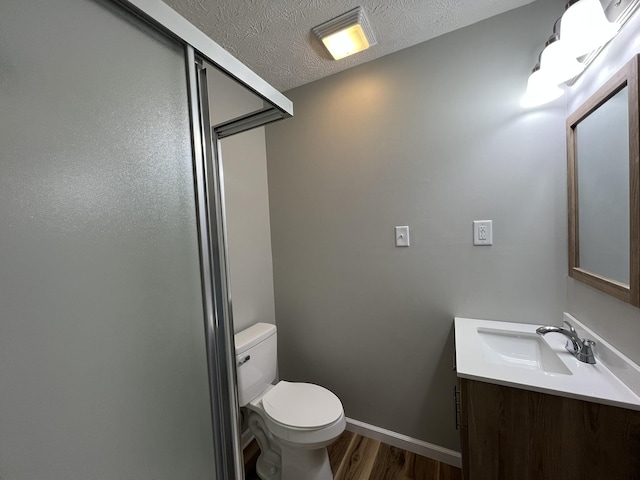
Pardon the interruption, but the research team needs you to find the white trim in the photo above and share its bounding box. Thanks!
[345,417,462,468]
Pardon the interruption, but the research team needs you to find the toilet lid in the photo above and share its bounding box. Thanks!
[262,381,343,429]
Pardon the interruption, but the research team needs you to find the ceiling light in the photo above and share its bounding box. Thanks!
[521,64,564,108]
[560,0,618,57]
[540,34,585,84]
[312,7,377,61]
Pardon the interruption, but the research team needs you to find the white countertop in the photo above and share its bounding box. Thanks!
[455,315,640,411]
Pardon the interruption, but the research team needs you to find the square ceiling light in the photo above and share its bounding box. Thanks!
[312,7,377,60]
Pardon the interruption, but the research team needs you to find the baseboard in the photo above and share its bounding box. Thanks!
[345,417,462,468]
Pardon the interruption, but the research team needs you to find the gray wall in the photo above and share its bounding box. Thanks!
[265,0,567,451]
[207,67,276,333]
[566,11,640,364]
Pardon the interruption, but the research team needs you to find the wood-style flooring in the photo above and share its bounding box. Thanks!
[244,430,463,480]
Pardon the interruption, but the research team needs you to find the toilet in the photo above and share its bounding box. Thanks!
[235,323,346,480]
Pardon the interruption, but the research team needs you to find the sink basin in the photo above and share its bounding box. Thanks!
[477,327,572,375]
[455,316,640,411]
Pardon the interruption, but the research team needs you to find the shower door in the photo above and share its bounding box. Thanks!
[0,0,218,478]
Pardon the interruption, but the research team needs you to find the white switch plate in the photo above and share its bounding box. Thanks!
[395,226,410,247]
[473,220,493,246]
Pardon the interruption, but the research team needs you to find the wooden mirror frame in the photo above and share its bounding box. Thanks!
[567,54,640,307]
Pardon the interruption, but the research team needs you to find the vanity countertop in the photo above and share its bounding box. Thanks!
[455,314,640,411]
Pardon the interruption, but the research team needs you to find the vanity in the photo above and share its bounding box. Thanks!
[454,315,640,480]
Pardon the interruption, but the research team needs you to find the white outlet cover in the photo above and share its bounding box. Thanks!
[473,220,493,246]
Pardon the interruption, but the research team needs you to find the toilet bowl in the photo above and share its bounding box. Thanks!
[235,323,346,480]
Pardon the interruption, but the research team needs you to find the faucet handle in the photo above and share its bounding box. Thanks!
[563,319,577,335]
[578,339,597,364]
[562,320,580,354]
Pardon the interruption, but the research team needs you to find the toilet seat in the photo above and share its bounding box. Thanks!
[262,381,343,429]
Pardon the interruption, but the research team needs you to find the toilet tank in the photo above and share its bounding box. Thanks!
[234,323,277,407]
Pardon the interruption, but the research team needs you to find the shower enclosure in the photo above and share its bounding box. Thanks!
[0,1,292,479]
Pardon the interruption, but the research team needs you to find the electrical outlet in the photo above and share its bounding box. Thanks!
[473,220,493,246]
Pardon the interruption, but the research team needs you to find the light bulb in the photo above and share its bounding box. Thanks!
[521,65,564,108]
[561,0,618,57]
[540,36,585,84]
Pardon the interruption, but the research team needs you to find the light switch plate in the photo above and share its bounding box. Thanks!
[473,220,493,246]
[395,226,410,247]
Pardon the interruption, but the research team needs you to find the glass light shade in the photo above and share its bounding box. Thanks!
[561,0,618,57]
[321,24,370,60]
[540,39,585,83]
[521,67,564,108]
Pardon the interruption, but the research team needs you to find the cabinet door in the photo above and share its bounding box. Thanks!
[463,380,640,480]
[458,379,470,479]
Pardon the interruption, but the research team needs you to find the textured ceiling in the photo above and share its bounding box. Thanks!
[162,0,536,92]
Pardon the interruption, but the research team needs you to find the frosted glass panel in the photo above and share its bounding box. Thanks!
[0,1,216,479]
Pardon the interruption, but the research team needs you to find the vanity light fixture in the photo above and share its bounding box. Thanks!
[560,0,618,57]
[312,7,377,60]
[522,0,640,108]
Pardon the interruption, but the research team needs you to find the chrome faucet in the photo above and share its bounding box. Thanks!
[536,320,596,364]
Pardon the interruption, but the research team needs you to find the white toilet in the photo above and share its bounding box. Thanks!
[235,323,346,480]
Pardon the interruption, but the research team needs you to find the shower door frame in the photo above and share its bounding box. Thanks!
[113,1,293,479]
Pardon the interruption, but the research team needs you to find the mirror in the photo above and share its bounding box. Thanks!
[577,87,630,284]
[567,54,640,307]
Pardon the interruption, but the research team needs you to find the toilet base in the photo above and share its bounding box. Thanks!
[254,442,335,480]
[281,444,333,480]
[248,411,282,480]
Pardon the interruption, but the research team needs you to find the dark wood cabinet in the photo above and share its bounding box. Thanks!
[458,378,640,480]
